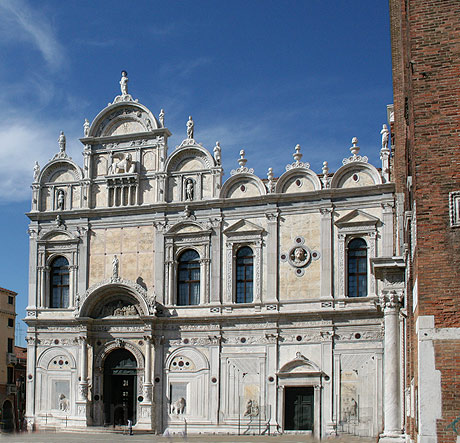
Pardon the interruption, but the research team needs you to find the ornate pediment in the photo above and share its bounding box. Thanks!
[334,209,380,229]
[223,219,265,237]
[278,352,322,375]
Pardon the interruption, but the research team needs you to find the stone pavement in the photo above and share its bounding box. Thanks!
[0,431,376,443]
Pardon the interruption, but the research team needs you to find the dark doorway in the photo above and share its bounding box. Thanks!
[103,348,137,426]
[284,386,314,431]
[2,400,14,431]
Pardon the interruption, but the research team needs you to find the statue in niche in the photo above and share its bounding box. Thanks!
[58,131,66,152]
[120,70,129,95]
[349,398,358,417]
[170,397,186,415]
[244,399,259,417]
[186,115,194,139]
[33,161,40,181]
[185,179,194,201]
[58,393,69,412]
[57,190,65,210]
[381,124,389,150]
[159,109,165,127]
[112,255,119,279]
[83,118,90,137]
[213,141,221,165]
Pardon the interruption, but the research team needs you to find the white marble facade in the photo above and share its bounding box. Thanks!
[25,74,403,439]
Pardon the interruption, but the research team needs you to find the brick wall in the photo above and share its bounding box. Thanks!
[390,1,460,441]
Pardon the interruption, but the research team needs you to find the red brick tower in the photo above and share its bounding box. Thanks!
[389,1,460,441]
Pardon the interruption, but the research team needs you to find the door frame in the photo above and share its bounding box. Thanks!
[278,381,321,439]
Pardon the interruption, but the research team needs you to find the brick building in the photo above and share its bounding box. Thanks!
[0,287,17,431]
[389,1,460,442]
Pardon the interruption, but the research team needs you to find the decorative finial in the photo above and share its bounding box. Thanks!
[58,131,66,153]
[267,167,274,181]
[380,124,389,150]
[293,144,302,163]
[322,161,329,189]
[213,141,221,165]
[238,150,247,168]
[33,161,40,181]
[159,109,165,127]
[186,116,194,139]
[350,137,359,156]
[120,70,128,95]
[267,167,275,193]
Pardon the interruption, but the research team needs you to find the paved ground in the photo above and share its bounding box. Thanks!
[0,432,376,443]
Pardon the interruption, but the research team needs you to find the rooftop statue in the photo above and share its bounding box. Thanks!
[83,119,90,137]
[58,131,66,153]
[381,124,389,150]
[186,116,194,139]
[33,161,40,181]
[120,70,129,95]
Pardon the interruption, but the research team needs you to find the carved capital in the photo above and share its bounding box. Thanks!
[379,291,404,311]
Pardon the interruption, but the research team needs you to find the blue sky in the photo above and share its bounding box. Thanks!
[0,0,392,344]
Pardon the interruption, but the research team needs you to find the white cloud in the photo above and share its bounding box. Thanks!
[0,118,81,204]
[0,0,66,70]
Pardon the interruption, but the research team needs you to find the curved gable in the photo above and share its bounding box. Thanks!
[275,168,322,194]
[220,173,267,199]
[88,102,159,138]
[40,159,83,184]
[331,162,382,189]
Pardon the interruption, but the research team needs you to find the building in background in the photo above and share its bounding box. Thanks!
[0,287,17,431]
[389,1,460,442]
[24,73,396,437]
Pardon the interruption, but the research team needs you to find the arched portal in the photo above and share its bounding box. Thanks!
[2,400,14,431]
[103,348,137,426]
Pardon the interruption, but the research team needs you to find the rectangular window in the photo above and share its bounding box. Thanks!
[7,367,13,384]
[7,338,13,354]
[7,296,13,305]
[7,318,13,327]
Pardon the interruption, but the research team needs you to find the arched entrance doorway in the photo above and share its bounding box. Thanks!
[2,400,14,431]
[103,348,137,426]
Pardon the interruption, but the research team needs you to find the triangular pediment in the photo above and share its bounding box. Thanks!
[223,219,265,236]
[335,209,379,228]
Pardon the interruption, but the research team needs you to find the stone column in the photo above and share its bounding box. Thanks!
[143,336,153,402]
[320,208,333,299]
[379,291,404,442]
[79,336,88,400]
[265,211,279,302]
[25,334,37,430]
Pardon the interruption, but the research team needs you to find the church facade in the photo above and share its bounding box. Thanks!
[25,75,403,439]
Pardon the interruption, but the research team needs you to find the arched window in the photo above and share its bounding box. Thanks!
[236,246,254,303]
[50,256,69,308]
[177,250,200,306]
[347,238,367,297]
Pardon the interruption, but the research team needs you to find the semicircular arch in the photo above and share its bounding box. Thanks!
[165,346,209,372]
[220,173,267,199]
[275,167,322,193]
[165,145,215,173]
[39,159,83,184]
[95,340,144,371]
[88,102,159,138]
[77,279,151,319]
[330,162,382,189]
[37,346,76,370]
